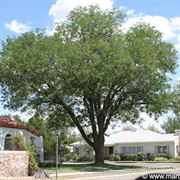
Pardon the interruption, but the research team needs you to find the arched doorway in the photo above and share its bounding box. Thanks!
[4,134,12,150]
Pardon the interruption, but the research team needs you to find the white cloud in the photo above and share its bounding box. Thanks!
[175,34,180,53]
[120,8,180,54]
[49,0,114,22]
[11,110,34,122]
[5,20,31,34]
[47,0,114,35]
[123,15,176,40]
[170,17,180,32]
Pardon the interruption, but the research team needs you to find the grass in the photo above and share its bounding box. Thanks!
[40,163,145,173]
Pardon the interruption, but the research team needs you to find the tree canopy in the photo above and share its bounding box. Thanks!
[0,5,178,164]
[161,81,180,133]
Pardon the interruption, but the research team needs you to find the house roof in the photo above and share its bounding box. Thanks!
[71,130,179,146]
[0,116,42,137]
[104,130,178,146]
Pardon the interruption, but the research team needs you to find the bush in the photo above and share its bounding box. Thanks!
[10,134,26,150]
[155,157,168,161]
[155,154,173,160]
[120,154,137,161]
[11,134,38,176]
[65,152,78,161]
[119,154,126,161]
[175,156,180,161]
[26,141,38,176]
[137,152,144,161]
[114,155,121,161]
[109,154,115,161]
[145,153,155,161]
[75,154,94,162]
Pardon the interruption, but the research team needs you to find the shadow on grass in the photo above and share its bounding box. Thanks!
[40,163,143,173]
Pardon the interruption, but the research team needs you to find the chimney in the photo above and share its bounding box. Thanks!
[175,129,180,136]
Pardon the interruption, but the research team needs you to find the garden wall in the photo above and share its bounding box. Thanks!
[0,151,29,177]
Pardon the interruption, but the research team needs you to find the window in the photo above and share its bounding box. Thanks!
[157,146,168,154]
[4,134,12,150]
[122,146,143,154]
[176,146,179,153]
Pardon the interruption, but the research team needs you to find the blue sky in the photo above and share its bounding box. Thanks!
[0,0,180,129]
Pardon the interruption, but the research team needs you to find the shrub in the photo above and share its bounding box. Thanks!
[155,157,168,161]
[137,152,144,161]
[11,134,38,176]
[114,155,121,161]
[26,141,38,176]
[155,154,173,160]
[119,154,126,161]
[10,134,26,150]
[120,154,137,161]
[175,156,180,161]
[109,154,115,161]
[65,152,78,161]
[123,154,137,161]
[145,153,155,161]
[76,155,95,162]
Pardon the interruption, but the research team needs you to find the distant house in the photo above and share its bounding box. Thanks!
[0,116,44,162]
[71,130,180,159]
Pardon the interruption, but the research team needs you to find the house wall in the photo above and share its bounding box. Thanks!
[0,127,44,162]
[25,131,44,163]
[0,151,29,177]
[174,138,179,157]
[113,142,176,157]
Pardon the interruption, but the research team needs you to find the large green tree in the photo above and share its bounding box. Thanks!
[0,5,178,164]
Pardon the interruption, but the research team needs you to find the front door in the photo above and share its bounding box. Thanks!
[109,146,113,154]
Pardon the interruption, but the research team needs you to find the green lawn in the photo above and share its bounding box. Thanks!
[40,163,144,173]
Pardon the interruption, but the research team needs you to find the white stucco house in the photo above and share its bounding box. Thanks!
[71,129,180,159]
[0,116,44,162]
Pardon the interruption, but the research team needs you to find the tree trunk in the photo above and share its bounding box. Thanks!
[93,131,105,164]
[94,144,104,164]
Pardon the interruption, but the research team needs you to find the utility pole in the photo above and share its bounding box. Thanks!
[55,131,59,180]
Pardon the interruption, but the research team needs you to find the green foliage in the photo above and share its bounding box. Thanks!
[145,153,155,161]
[175,156,180,161]
[0,5,178,164]
[25,140,38,176]
[10,134,26,150]
[65,152,78,161]
[109,154,121,161]
[137,152,144,161]
[155,157,168,161]
[120,154,137,161]
[10,135,38,176]
[161,117,180,133]
[76,155,94,162]
[155,154,173,160]
[109,154,115,161]
[10,115,26,126]
[26,116,54,153]
[161,81,180,133]
[114,155,121,161]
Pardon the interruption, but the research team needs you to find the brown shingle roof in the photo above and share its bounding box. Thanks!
[0,116,41,137]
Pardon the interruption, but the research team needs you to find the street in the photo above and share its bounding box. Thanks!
[64,168,180,180]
